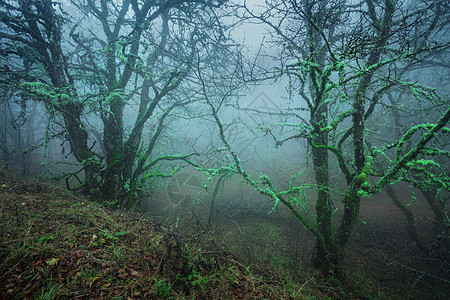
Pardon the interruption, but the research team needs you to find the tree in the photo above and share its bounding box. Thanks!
[0,86,41,173]
[202,0,449,275]
[0,0,228,208]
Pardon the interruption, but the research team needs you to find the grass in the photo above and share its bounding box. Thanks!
[2,170,442,299]
[0,171,334,299]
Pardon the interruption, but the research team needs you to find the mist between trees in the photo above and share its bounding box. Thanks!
[0,0,448,277]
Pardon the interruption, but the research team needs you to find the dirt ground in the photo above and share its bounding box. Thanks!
[1,165,448,299]
[146,182,449,299]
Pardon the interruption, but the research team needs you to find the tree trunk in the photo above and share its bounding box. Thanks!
[63,102,99,195]
[209,174,226,226]
[415,184,449,264]
[310,100,334,272]
[101,96,125,204]
[385,186,431,255]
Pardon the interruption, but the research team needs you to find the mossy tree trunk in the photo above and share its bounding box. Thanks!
[2,0,101,193]
[0,0,227,208]
[228,0,447,277]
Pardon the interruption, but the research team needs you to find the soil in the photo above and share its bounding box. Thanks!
[1,168,448,299]
[147,180,449,299]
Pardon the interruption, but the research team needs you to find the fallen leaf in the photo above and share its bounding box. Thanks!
[32,260,43,266]
[90,276,100,287]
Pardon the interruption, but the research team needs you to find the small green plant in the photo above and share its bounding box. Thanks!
[38,234,56,244]
[101,229,127,241]
[77,267,98,285]
[154,278,172,299]
[36,280,62,300]
[191,275,211,293]
[109,243,127,261]
[219,265,239,284]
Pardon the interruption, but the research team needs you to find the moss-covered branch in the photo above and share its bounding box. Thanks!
[373,106,450,192]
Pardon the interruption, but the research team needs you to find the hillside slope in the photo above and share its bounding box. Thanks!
[0,171,333,299]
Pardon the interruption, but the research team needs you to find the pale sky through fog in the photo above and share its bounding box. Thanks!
[232,0,268,54]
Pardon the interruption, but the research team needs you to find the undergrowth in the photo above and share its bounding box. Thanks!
[0,171,334,299]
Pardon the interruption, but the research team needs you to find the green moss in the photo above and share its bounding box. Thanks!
[356,172,368,182]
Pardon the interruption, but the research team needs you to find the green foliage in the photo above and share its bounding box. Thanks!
[77,267,98,284]
[18,82,74,105]
[176,270,212,294]
[154,278,172,299]
[356,156,374,183]
[372,107,450,192]
[362,158,373,175]
[201,163,236,188]
[102,230,128,240]
[355,172,368,182]
[104,198,119,208]
[38,234,56,244]
[37,279,63,300]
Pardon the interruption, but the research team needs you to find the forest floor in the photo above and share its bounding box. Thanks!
[0,169,448,299]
